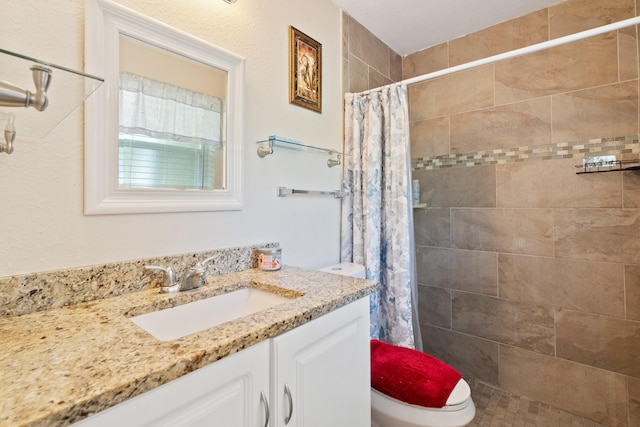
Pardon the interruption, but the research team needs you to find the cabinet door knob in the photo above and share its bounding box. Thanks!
[260,391,270,427]
[284,383,293,425]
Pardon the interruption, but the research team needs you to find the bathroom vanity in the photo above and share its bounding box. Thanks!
[0,266,377,427]
[75,298,369,427]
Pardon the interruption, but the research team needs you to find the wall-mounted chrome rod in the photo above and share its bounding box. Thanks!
[359,15,640,95]
[277,186,348,198]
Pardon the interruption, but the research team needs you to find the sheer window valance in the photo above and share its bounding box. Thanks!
[118,72,225,190]
[119,72,224,147]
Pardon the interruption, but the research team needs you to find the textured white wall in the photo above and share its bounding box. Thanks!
[0,0,343,276]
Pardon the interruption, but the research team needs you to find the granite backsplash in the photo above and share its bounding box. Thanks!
[0,242,278,318]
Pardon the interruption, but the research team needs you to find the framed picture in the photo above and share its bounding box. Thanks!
[289,26,322,113]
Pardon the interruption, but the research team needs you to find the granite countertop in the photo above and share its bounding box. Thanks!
[0,266,378,427]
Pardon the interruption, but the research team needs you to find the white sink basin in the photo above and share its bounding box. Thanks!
[129,288,294,341]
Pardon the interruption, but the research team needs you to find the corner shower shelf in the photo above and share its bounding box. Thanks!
[412,203,427,209]
[256,135,343,167]
[575,159,640,174]
[0,48,104,141]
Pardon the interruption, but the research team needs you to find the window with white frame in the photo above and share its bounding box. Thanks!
[118,72,225,190]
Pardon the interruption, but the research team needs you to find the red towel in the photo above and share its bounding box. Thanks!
[370,339,462,408]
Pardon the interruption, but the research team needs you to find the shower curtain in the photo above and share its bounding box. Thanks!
[341,83,422,350]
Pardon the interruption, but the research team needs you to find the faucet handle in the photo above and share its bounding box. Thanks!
[183,265,204,277]
[145,265,180,293]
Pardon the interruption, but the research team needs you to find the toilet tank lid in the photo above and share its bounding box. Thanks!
[319,262,366,278]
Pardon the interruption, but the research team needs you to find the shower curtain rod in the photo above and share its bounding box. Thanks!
[358,15,640,95]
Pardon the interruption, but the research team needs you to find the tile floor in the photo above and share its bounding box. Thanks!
[467,378,609,427]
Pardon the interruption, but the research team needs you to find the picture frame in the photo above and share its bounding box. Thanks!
[289,26,322,113]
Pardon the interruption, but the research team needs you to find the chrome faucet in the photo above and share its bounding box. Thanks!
[145,256,215,293]
[144,266,180,293]
[181,265,206,291]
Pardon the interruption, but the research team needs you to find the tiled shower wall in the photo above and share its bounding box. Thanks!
[341,12,402,93]
[407,0,640,425]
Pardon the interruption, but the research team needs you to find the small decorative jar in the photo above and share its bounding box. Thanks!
[257,247,282,271]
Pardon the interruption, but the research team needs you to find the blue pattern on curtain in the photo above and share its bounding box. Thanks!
[341,84,421,349]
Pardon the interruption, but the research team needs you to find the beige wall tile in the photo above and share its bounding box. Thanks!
[626,265,640,321]
[549,0,635,39]
[368,67,392,90]
[495,33,619,104]
[555,209,640,264]
[499,254,625,317]
[389,50,402,82]
[619,26,639,81]
[452,292,555,354]
[410,117,450,159]
[348,17,389,77]
[415,246,497,295]
[500,345,628,425]
[343,13,399,94]
[347,53,368,93]
[449,10,548,66]
[413,166,496,208]
[408,65,494,121]
[422,325,499,385]
[451,208,554,256]
[399,0,640,421]
[556,309,640,377]
[552,81,639,143]
[624,171,640,208]
[413,208,451,248]
[630,376,640,427]
[342,11,349,60]
[403,43,448,80]
[342,56,348,95]
[497,157,623,208]
[418,285,451,328]
[450,97,552,154]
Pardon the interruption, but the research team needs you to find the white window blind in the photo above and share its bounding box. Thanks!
[118,72,224,190]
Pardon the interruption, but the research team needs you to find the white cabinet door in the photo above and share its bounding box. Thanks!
[271,297,370,427]
[74,340,270,427]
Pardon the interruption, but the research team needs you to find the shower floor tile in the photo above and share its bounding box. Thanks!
[466,378,609,427]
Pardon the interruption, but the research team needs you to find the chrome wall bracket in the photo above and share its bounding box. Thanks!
[0,65,51,112]
[257,140,274,158]
[327,152,341,168]
[0,112,16,154]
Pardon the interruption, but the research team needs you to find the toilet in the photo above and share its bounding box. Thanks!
[318,262,367,279]
[370,373,475,427]
[319,263,476,427]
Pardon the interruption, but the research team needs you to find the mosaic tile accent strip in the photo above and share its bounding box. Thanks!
[412,135,640,171]
[0,242,279,318]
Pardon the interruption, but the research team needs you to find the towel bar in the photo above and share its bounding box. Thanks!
[277,187,348,198]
